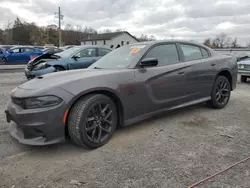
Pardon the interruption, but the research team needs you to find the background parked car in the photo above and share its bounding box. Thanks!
[237,57,250,82]
[1,46,44,64]
[25,45,112,79]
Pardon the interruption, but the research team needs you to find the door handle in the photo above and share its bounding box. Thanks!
[210,63,216,66]
[178,71,185,75]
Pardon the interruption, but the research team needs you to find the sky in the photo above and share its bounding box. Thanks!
[0,0,250,45]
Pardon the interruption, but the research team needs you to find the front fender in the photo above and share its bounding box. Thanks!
[64,87,122,109]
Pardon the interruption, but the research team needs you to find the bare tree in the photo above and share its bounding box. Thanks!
[203,38,212,47]
[231,37,238,48]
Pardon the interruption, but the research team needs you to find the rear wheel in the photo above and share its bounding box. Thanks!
[207,76,231,109]
[241,76,247,83]
[68,94,117,149]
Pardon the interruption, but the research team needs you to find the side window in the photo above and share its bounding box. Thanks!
[23,48,35,52]
[143,44,179,66]
[180,44,203,61]
[201,48,209,58]
[75,48,96,58]
[12,48,20,53]
[98,48,111,56]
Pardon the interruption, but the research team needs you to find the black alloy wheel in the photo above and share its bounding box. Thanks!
[215,79,230,106]
[85,102,113,143]
[68,94,117,149]
[208,76,231,109]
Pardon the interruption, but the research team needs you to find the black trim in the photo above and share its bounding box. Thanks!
[178,43,212,62]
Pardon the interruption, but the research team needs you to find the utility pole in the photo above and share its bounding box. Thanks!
[55,7,64,47]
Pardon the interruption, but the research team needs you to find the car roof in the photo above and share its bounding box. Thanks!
[76,45,112,50]
[129,40,210,49]
[10,46,36,49]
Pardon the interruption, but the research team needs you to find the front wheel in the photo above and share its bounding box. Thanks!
[54,66,65,72]
[68,94,117,149]
[241,76,247,83]
[0,58,7,65]
[208,76,231,109]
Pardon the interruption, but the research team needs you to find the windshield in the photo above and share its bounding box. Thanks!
[55,46,81,58]
[89,45,146,69]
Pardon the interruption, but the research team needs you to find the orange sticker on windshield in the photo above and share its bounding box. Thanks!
[130,48,140,54]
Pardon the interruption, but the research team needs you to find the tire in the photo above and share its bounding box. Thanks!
[241,76,247,83]
[68,94,117,149]
[207,76,231,109]
[55,66,65,72]
[0,58,7,65]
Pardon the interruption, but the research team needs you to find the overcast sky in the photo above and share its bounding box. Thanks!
[0,0,250,45]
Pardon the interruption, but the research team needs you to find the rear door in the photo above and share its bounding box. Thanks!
[132,43,190,116]
[68,48,97,70]
[178,43,217,99]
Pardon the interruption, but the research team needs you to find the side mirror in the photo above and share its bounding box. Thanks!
[140,58,158,67]
[72,54,81,60]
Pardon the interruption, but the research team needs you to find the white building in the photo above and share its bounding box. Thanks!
[81,31,139,49]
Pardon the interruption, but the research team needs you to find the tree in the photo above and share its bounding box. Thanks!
[231,37,238,48]
[203,38,212,47]
[12,17,30,45]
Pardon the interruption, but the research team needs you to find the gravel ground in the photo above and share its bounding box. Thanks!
[0,72,249,188]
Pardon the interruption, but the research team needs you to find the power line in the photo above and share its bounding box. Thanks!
[54,7,64,47]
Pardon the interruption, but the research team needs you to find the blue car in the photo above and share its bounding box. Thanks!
[0,46,44,65]
[237,57,250,82]
[25,45,112,79]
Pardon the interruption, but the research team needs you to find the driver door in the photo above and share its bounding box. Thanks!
[68,48,98,70]
[132,43,190,116]
[7,48,22,64]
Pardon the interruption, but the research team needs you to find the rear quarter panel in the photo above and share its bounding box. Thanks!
[214,53,237,90]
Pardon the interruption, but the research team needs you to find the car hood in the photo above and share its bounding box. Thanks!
[18,68,124,91]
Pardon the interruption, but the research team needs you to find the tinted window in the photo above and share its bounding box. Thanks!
[23,48,35,52]
[180,44,203,61]
[99,48,111,56]
[12,48,20,53]
[144,44,179,66]
[201,48,209,58]
[76,48,96,58]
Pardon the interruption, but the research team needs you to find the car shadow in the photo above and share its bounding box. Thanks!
[12,102,214,159]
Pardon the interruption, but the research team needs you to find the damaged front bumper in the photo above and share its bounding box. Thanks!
[25,66,57,79]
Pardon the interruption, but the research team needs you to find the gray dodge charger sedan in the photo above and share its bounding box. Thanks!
[5,40,237,149]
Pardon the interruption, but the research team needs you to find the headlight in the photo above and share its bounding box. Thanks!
[23,96,62,109]
[34,62,47,69]
[238,64,245,69]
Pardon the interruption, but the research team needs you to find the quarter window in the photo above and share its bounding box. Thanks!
[201,48,209,58]
[23,48,35,52]
[143,44,179,66]
[180,44,203,61]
